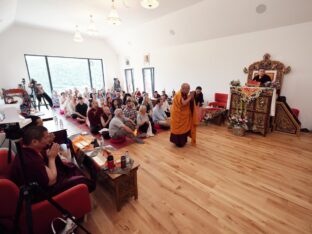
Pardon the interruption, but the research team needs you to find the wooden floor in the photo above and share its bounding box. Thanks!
[77,124,312,234]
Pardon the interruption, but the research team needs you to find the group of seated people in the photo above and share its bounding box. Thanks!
[51,87,198,143]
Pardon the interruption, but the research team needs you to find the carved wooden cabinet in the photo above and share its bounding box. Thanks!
[229,88,273,136]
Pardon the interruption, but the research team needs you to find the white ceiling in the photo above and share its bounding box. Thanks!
[0,0,17,32]
[110,0,312,52]
[9,0,203,37]
[1,0,312,51]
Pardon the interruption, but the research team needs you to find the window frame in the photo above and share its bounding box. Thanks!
[124,68,135,94]
[24,54,105,92]
[142,67,155,94]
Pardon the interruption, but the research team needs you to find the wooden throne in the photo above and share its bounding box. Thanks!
[243,53,300,135]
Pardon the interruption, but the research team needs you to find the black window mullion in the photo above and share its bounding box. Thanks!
[142,69,146,92]
[124,69,129,93]
[100,60,105,90]
[131,69,135,93]
[45,56,53,92]
[24,55,31,82]
[88,59,93,89]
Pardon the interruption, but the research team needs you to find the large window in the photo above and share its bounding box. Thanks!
[25,55,105,94]
[124,68,134,94]
[142,67,155,95]
[24,56,51,94]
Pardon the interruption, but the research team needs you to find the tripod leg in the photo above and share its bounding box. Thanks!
[42,97,49,110]
[24,189,34,234]
[14,187,34,234]
[13,188,25,233]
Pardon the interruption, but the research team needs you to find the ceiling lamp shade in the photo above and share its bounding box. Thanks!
[107,0,121,25]
[141,0,159,9]
[87,15,98,35]
[73,25,83,42]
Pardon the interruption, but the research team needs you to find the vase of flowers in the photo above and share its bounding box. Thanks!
[230,80,241,87]
[229,114,248,136]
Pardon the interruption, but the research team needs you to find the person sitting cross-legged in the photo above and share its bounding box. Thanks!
[109,109,144,144]
[152,99,170,129]
[72,96,88,123]
[87,100,105,134]
[137,105,154,138]
[123,99,137,130]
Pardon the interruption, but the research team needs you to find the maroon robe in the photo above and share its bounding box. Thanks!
[10,147,95,202]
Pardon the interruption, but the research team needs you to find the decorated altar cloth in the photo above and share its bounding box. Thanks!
[227,86,277,116]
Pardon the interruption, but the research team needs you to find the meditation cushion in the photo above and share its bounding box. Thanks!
[291,108,300,118]
[110,136,126,144]
[154,124,161,129]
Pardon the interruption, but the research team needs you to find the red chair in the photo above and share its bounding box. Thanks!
[208,93,228,108]
[2,88,27,104]
[0,148,91,234]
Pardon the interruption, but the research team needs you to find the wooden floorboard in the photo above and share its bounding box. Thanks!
[69,123,312,234]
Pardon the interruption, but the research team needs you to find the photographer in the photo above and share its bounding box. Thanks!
[28,79,53,107]
[10,126,95,202]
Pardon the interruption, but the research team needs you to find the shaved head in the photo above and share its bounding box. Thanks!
[181,83,190,94]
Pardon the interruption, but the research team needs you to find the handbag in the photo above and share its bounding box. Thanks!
[51,217,78,234]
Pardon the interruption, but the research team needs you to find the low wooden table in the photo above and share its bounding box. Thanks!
[100,163,139,211]
[70,134,140,211]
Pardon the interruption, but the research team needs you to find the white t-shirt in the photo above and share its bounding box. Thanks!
[109,117,125,137]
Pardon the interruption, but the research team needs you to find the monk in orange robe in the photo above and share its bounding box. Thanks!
[170,83,198,147]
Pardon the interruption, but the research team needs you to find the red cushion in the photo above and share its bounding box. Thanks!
[291,108,300,118]
[110,136,126,143]
[208,101,227,108]
[206,107,223,111]
[154,124,161,129]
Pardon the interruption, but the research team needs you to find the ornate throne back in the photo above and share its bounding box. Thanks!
[244,53,291,95]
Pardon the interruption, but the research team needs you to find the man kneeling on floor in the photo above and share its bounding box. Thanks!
[10,126,95,203]
[109,109,144,144]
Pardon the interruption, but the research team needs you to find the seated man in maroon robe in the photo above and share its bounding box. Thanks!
[10,126,95,202]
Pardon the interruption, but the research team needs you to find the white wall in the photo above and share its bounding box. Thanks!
[0,23,121,91]
[119,21,312,129]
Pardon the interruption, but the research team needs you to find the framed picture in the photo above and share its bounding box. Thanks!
[142,67,155,94]
[125,57,130,66]
[143,53,150,66]
[124,69,135,94]
[252,70,277,82]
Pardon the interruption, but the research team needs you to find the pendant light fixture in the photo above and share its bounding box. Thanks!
[141,0,159,10]
[107,0,121,26]
[73,25,83,42]
[87,14,98,35]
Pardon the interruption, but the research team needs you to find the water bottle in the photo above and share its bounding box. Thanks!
[54,115,58,126]
[125,151,130,164]
[59,119,63,129]
[98,137,104,148]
